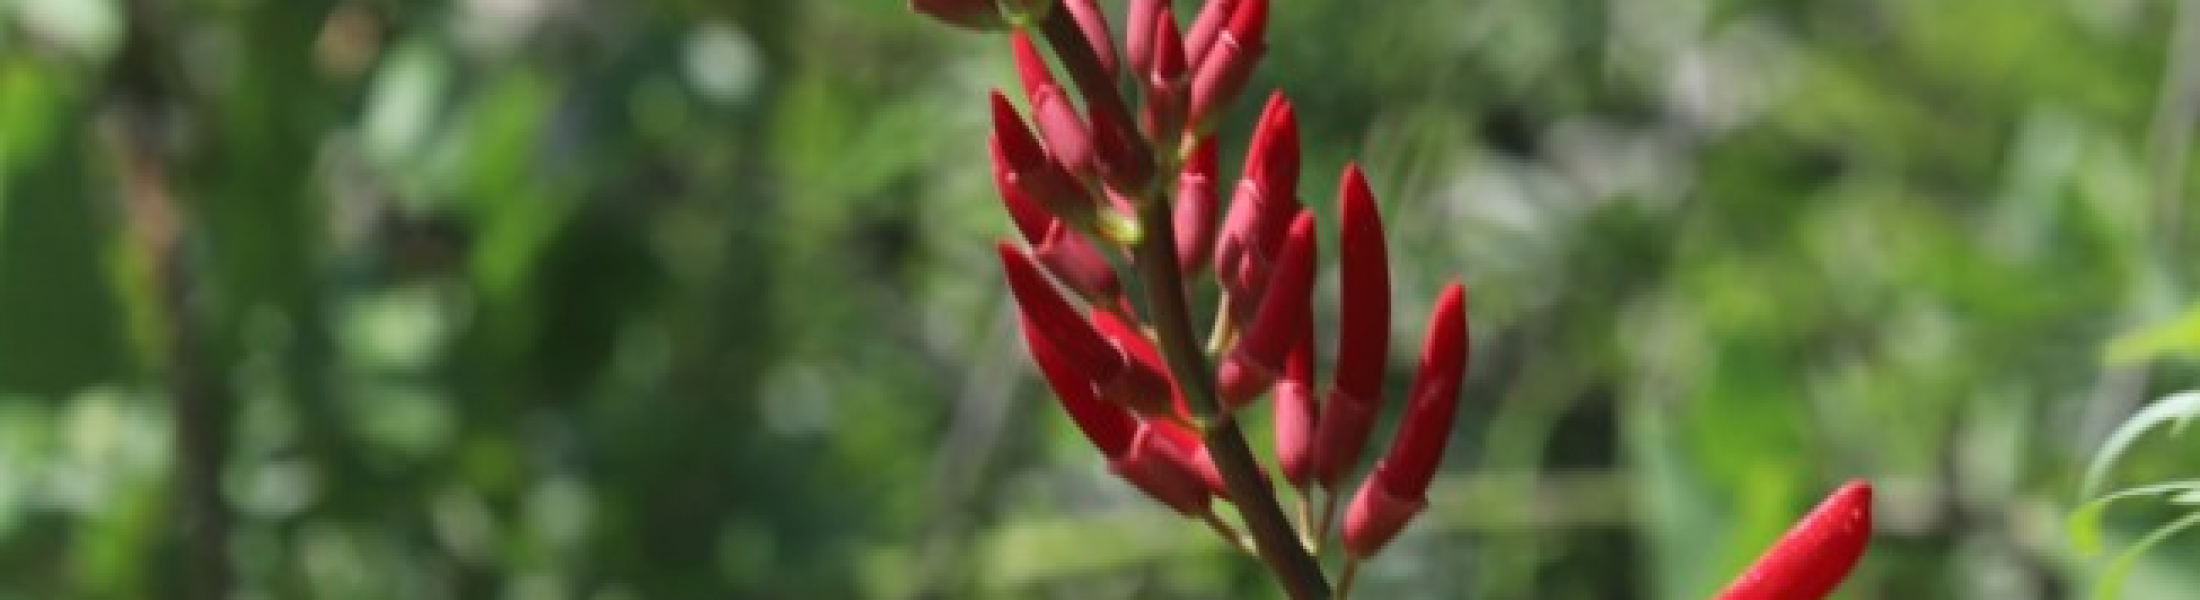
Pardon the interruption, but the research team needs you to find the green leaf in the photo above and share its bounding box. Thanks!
[2080,391,2200,497]
[2105,303,2200,364]
[2094,511,2200,600]
[2068,480,2200,556]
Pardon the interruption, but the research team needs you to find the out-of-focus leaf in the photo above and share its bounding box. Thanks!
[2080,391,2200,496]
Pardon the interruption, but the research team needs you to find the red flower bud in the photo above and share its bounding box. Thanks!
[1012,33,1098,179]
[999,243,1168,414]
[1184,0,1237,71]
[1111,422,1219,514]
[1186,0,1266,129]
[1139,3,1188,141]
[1022,300,1218,516]
[1125,0,1167,85]
[1217,210,1316,409]
[992,138,1055,243]
[1311,162,1391,488]
[1032,221,1121,303]
[1717,481,1874,600]
[1062,0,1118,81]
[1021,311,1136,458]
[1215,94,1300,303]
[1273,326,1318,488]
[1087,308,1183,421]
[992,92,1122,239]
[1089,98,1156,193]
[1174,137,1219,274]
[1342,282,1468,557]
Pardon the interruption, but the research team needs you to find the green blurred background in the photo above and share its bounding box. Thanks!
[2,0,2200,597]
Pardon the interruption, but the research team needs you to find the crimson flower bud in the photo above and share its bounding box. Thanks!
[1311,162,1390,488]
[1113,422,1222,514]
[1013,33,1098,179]
[1089,98,1156,194]
[999,242,1169,414]
[1138,3,1188,141]
[1032,221,1121,303]
[1717,481,1873,600]
[1216,95,1301,318]
[1342,282,1468,558]
[1022,314,1215,515]
[1174,137,1219,274]
[1186,0,1266,129]
[1087,309,1183,421]
[1125,0,1167,84]
[1021,312,1136,458]
[1273,326,1317,488]
[1151,417,1229,498]
[1062,0,1118,81]
[1184,0,1237,71]
[992,92,1133,241]
[1217,210,1316,409]
[992,138,1055,243]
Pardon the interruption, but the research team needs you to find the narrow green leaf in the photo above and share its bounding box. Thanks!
[2068,480,2200,556]
[2093,511,2200,600]
[2080,391,2200,497]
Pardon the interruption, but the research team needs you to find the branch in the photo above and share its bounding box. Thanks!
[1130,197,1331,599]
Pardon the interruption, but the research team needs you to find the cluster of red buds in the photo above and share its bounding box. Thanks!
[912,1,1869,597]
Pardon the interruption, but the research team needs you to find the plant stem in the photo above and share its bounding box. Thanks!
[1130,197,1332,599]
[1338,556,1362,600]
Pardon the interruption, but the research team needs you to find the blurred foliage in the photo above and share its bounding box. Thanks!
[0,0,2197,598]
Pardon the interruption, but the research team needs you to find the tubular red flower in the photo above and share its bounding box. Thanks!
[1184,0,1237,72]
[1138,6,1188,141]
[1062,0,1118,81]
[1012,33,1098,180]
[1111,422,1218,514]
[1273,327,1318,488]
[1087,309,1182,421]
[1382,282,1468,492]
[1215,94,1299,297]
[1126,0,1164,80]
[991,92,1107,236]
[1311,162,1390,488]
[998,242,1130,394]
[1152,418,1229,497]
[991,134,1054,243]
[1717,481,1874,600]
[1032,221,1120,303]
[1186,0,1265,129]
[1088,98,1155,194]
[1173,137,1219,274]
[1020,312,1135,457]
[1225,0,1268,50]
[1217,210,1316,409]
[1341,282,1467,557]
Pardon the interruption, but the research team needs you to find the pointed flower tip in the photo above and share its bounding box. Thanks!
[1222,210,1318,405]
[1019,313,1135,457]
[1248,93,1300,188]
[989,91,1045,170]
[1227,0,1269,47]
[1010,31,1053,98]
[997,241,1125,386]
[1716,480,1874,600]
[1329,159,1391,417]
